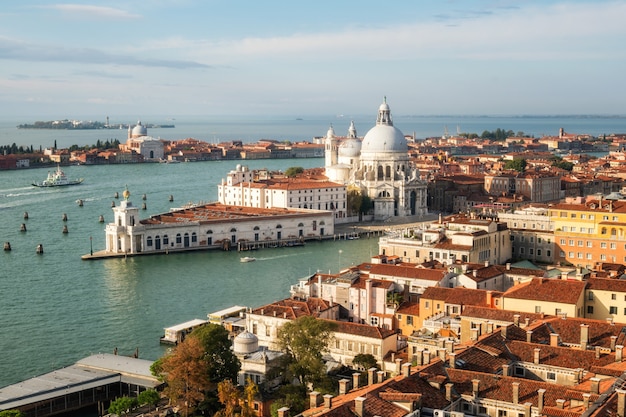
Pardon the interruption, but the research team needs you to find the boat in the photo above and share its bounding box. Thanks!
[32,166,84,187]
[240,256,256,263]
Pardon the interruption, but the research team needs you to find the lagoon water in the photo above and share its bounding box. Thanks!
[0,158,381,389]
[2,115,626,390]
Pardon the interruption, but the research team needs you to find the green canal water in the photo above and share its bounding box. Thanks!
[0,159,378,388]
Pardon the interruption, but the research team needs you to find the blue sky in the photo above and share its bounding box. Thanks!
[1,0,625,118]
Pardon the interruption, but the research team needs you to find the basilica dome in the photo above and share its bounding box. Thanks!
[360,98,407,154]
[361,125,407,154]
[131,120,148,137]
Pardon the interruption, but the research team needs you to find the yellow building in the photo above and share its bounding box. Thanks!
[550,197,626,268]
[500,277,587,318]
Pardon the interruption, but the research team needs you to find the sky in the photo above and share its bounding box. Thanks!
[1,0,625,119]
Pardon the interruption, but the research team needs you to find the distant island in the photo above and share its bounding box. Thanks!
[17,120,174,130]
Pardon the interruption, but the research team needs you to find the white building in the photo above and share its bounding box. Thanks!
[119,120,164,160]
[217,164,348,221]
[103,189,334,256]
[325,98,428,220]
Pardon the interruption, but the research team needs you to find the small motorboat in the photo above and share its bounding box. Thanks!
[33,166,83,187]
[240,256,256,263]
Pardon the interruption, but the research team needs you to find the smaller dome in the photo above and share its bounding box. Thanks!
[132,120,148,137]
[338,138,362,158]
[379,101,390,112]
[326,125,335,139]
[233,331,259,354]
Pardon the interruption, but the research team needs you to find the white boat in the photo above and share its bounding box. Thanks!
[32,166,84,187]
[240,256,256,263]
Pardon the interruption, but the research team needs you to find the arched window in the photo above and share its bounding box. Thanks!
[163,235,169,245]
[298,223,304,227]
[191,232,197,243]
[254,226,260,231]
[176,233,182,244]
[230,228,237,233]
[601,227,607,235]
[146,236,153,247]
[207,229,213,234]
[276,224,282,229]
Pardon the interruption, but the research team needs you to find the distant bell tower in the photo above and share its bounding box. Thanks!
[325,124,338,167]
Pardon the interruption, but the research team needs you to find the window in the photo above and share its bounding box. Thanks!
[611,243,617,249]
[515,366,525,376]
[146,236,153,247]
[587,306,594,314]
[588,292,594,301]
[407,316,413,325]
[610,306,618,314]
[601,242,607,249]
[535,306,541,313]
[547,372,556,381]
[612,294,617,300]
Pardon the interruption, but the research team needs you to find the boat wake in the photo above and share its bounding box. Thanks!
[255,252,312,261]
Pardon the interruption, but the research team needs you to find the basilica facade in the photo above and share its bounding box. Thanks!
[324,98,428,220]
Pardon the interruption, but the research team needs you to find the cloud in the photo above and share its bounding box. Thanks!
[42,4,141,19]
[0,36,211,69]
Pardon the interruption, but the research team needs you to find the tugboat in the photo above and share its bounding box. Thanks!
[32,166,84,187]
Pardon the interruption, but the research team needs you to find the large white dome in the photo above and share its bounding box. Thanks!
[233,331,258,354]
[360,98,407,154]
[132,120,148,137]
[361,125,407,153]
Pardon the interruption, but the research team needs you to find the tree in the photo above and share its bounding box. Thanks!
[0,410,24,417]
[504,158,527,172]
[352,353,378,371]
[215,379,240,417]
[108,396,138,416]
[161,336,212,417]
[270,385,307,417]
[277,316,336,387]
[137,389,161,412]
[284,166,304,178]
[189,323,240,385]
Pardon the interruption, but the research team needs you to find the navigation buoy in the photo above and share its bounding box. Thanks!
[4,242,11,251]
[142,194,147,200]
[23,212,29,220]
[62,225,68,234]
[62,213,68,221]
[20,223,27,232]
[77,199,83,207]
[111,201,116,208]
[114,192,119,199]
[142,203,147,210]
[36,244,43,254]
[99,215,105,223]
[169,195,174,202]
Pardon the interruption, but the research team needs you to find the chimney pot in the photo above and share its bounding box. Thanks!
[617,389,626,417]
[377,370,385,384]
[402,362,411,377]
[512,382,520,404]
[277,407,290,417]
[309,391,321,409]
[353,372,360,389]
[338,379,350,395]
[617,345,624,362]
[538,389,546,412]
[591,377,600,394]
[534,348,541,364]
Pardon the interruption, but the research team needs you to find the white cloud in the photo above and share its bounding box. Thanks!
[44,4,141,19]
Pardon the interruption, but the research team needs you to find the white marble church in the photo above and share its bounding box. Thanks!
[324,98,427,220]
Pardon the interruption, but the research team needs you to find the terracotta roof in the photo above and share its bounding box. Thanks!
[421,287,501,306]
[368,264,447,281]
[503,278,586,304]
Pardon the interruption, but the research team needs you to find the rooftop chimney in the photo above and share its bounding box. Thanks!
[591,377,600,395]
[339,379,350,395]
[323,394,333,410]
[583,393,591,410]
[449,352,457,369]
[556,399,565,409]
[402,362,411,377]
[611,336,618,351]
[617,345,624,362]
[513,314,520,326]
[534,348,541,365]
[618,389,626,417]
[277,407,290,417]
[512,382,520,404]
[355,397,366,417]
[538,389,546,413]
[377,370,385,384]
[309,391,321,409]
[446,383,454,401]
[472,379,480,399]
[526,330,533,343]
[368,368,376,385]
[580,324,589,350]
[353,372,360,389]
[596,346,602,359]
[502,364,509,376]
[550,333,559,347]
